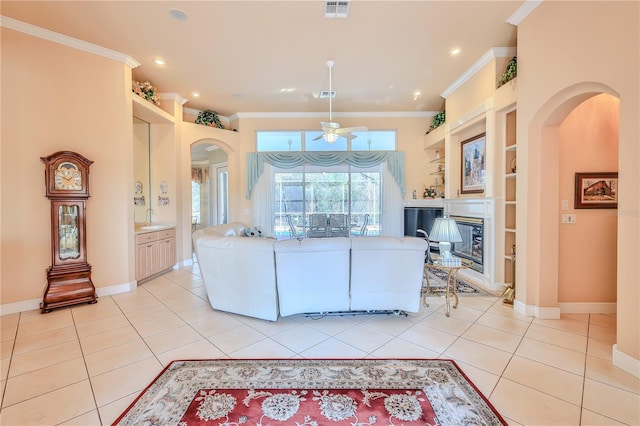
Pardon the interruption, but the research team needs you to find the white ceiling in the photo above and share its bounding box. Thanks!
[1,1,523,118]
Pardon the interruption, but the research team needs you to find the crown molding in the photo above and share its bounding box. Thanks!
[230,111,436,120]
[440,47,517,99]
[0,15,140,68]
[159,93,189,105]
[507,0,544,26]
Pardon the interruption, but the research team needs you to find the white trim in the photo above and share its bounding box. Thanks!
[180,257,194,267]
[534,306,561,319]
[95,282,135,297]
[447,102,489,132]
[0,281,134,315]
[558,302,617,314]
[612,344,640,379]
[0,15,140,68]
[160,93,189,105]
[441,47,517,99]
[0,298,42,315]
[506,0,544,26]
[513,299,531,316]
[231,111,436,120]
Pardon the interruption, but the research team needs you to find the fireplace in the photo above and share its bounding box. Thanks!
[451,216,483,272]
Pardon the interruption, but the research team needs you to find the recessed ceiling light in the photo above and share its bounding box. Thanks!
[449,47,462,56]
[153,58,166,65]
[413,91,422,100]
[280,88,296,93]
[192,92,200,97]
[169,8,188,21]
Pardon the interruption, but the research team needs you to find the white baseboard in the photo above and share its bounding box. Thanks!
[558,302,617,314]
[0,281,135,315]
[0,298,42,315]
[511,300,561,319]
[512,301,616,318]
[613,344,640,379]
[179,257,194,267]
[96,282,135,297]
[534,306,561,319]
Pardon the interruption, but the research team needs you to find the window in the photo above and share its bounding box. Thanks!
[256,130,396,152]
[191,180,201,225]
[273,165,381,239]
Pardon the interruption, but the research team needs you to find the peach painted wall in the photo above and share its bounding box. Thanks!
[446,56,509,124]
[1,28,135,306]
[558,94,619,303]
[517,1,639,361]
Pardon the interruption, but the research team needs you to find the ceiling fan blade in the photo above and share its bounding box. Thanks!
[312,134,325,141]
[336,126,368,133]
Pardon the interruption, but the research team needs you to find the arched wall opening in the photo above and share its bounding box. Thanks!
[190,139,232,229]
[524,82,619,317]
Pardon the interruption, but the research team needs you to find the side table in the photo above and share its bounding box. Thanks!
[423,258,472,317]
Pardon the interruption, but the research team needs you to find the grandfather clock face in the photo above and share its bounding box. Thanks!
[42,151,91,199]
[54,162,83,191]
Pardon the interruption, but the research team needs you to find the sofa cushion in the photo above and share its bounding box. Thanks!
[350,236,427,313]
[274,237,351,316]
[193,224,278,321]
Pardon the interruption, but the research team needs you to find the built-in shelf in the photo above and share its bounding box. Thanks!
[502,107,517,291]
[430,156,445,164]
[430,171,444,176]
[423,125,445,150]
[132,95,175,124]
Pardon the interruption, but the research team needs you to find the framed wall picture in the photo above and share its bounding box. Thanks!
[575,172,618,209]
[460,133,486,194]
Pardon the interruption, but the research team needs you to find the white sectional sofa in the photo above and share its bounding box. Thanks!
[192,223,427,321]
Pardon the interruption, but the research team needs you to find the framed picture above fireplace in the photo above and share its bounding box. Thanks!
[460,133,486,194]
[574,172,618,209]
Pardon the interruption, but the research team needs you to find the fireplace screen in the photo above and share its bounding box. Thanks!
[451,216,483,272]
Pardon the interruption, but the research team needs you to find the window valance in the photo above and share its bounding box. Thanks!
[246,151,405,199]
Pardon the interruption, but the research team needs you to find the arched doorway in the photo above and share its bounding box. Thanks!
[526,82,619,316]
[190,141,229,229]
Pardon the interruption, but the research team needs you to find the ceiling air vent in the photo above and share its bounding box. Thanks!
[319,90,336,99]
[325,1,350,18]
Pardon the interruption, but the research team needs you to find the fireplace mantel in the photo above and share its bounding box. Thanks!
[444,198,495,219]
[442,198,502,292]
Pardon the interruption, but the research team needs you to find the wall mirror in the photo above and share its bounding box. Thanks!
[133,116,150,223]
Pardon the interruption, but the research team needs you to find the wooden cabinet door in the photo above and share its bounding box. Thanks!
[136,240,158,280]
[158,237,176,271]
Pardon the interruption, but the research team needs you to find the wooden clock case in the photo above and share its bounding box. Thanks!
[40,151,97,313]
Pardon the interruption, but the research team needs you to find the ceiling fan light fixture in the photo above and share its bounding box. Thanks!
[322,133,340,143]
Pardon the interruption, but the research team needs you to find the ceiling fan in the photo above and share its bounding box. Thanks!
[313,60,368,143]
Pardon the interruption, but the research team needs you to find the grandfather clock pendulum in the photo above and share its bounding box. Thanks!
[40,151,97,313]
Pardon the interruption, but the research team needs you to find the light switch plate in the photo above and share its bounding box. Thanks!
[561,214,576,224]
[561,200,569,210]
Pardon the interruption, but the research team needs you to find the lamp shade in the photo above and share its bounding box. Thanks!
[428,217,463,243]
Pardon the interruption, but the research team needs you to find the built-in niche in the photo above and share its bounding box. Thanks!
[133,116,150,223]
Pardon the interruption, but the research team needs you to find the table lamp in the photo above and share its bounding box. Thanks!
[428,217,463,260]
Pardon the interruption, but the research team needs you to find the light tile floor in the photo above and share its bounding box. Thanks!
[1,261,638,425]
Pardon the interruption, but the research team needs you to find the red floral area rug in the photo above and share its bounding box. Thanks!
[113,358,507,426]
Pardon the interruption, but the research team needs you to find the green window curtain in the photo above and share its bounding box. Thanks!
[246,151,405,199]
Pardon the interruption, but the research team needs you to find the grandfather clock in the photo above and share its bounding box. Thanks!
[40,151,97,313]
